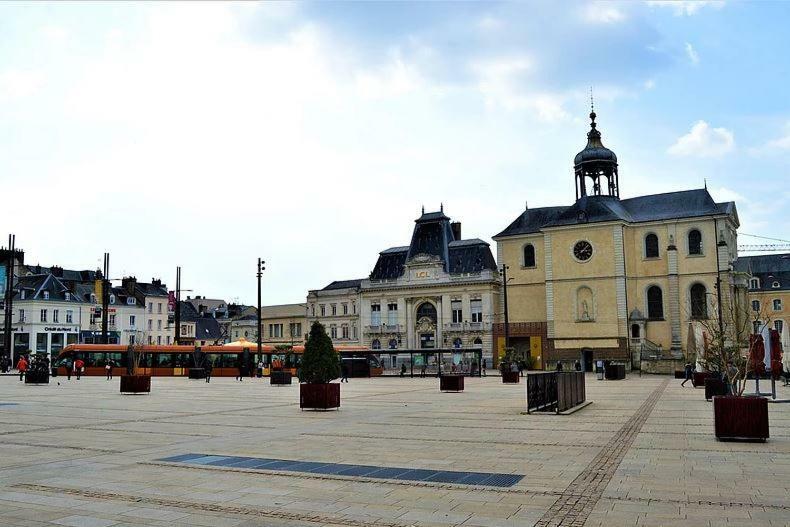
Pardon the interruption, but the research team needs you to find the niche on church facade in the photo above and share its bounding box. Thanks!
[575,286,595,322]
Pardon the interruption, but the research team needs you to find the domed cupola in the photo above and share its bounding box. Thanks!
[574,109,619,200]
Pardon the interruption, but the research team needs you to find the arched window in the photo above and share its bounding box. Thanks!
[644,233,659,258]
[388,338,398,349]
[523,244,536,267]
[646,286,663,319]
[473,337,482,348]
[775,320,784,334]
[453,337,463,349]
[416,302,437,322]
[631,324,640,338]
[371,339,381,350]
[688,229,702,255]
[690,284,707,319]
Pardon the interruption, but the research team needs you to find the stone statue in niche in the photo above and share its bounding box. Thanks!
[577,286,594,321]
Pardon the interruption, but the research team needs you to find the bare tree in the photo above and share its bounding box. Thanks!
[693,294,771,396]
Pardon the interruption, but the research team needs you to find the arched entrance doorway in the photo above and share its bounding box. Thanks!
[415,302,437,349]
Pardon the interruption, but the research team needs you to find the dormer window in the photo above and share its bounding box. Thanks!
[43,291,49,300]
[90,293,97,303]
[109,294,116,305]
[749,278,760,289]
[20,290,26,300]
[127,297,136,305]
[64,292,71,301]
[773,281,781,289]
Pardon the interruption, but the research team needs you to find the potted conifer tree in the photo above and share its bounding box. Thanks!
[499,347,520,384]
[299,322,341,410]
[120,339,151,394]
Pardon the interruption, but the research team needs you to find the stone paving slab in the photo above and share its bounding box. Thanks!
[0,374,788,526]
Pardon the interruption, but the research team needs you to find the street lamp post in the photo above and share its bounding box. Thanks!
[174,266,181,345]
[257,258,265,362]
[501,264,510,350]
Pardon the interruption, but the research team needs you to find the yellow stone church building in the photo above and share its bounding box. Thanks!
[493,110,743,372]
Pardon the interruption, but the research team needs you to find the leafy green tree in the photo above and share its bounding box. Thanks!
[299,321,340,384]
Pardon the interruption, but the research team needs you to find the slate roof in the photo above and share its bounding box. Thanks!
[13,273,84,302]
[20,265,98,283]
[321,279,364,291]
[195,317,223,342]
[178,301,201,322]
[735,253,790,292]
[370,210,497,280]
[496,189,736,238]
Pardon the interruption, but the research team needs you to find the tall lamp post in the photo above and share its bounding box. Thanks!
[257,258,265,363]
[174,266,181,345]
[501,264,510,350]
[3,234,17,361]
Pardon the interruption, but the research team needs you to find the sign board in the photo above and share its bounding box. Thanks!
[0,263,6,300]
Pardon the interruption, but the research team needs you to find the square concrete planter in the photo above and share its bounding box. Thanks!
[502,371,520,384]
[300,383,340,410]
[440,375,464,392]
[713,395,769,442]
[120,375,151,394]
[271,371,293,385]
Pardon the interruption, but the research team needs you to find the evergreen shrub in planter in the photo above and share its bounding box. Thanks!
[299,322,340,410]
[121,343,151,394]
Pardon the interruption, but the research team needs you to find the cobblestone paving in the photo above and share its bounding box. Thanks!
[0,374,788,526]
[534,378,668,527]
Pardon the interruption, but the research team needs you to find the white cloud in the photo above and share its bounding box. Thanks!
[583,4,626,24]
[685,42,700,65]
[643,79,656,90]
[0,69,44,100]
[668,120,735,157]
[478,15,503,31]
[748,122,790,155]
[646,1,724,16]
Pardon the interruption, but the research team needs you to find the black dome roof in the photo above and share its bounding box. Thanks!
[574,111,617,166]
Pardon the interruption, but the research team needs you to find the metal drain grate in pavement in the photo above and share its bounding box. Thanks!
[158,453,524,487]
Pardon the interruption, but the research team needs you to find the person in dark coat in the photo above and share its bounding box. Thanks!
[205,360,212,383]
[680,361,694,387]
[340,361,349,383]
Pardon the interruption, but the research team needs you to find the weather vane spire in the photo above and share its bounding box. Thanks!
[589,86,596,128]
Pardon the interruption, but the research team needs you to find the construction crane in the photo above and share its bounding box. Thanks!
[738,233,790,253]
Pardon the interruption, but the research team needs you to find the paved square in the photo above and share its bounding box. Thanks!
[0,374,788,526]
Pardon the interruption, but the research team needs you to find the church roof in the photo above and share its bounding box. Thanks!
[495,189,736,238]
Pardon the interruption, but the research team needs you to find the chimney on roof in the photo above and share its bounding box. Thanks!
[152,278,161,287]
[50,265,63,277]
[122,276,137,295]
[451,222,462,241]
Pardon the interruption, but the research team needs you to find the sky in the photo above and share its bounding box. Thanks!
[1,1,788,306]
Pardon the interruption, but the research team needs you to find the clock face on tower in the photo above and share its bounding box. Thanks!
[573,240,594,262]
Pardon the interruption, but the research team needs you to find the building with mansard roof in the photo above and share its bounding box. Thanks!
[494,110,745,372]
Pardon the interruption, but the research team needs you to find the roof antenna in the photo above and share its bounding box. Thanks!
[421,205,425,214]
[440,202,444,212]
[590,86,594,113]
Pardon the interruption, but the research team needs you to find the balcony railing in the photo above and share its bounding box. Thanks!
[443,322,488,332]
[366,324,402,334]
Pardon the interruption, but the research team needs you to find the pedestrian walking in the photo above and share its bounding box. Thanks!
[340,360,349,383]
[205,361,212,383]
[482,358,487,377]
[74,358,84,380]
[65,358,73,380]
[105,359,114,380]
[680,361,694,387]
[16,356,28,381]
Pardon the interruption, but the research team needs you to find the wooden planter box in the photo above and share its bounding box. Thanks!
[604,364,626,380]
[502,371,520,384]
[270,371,293,385]
[713,396,769,442]
[704,377,728,400]
[440,375,464,392]
[120,375,151,394]
[300,383,340,410]
[692,371,712,388]
[188,368,206,379]
[24,371,49,384]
